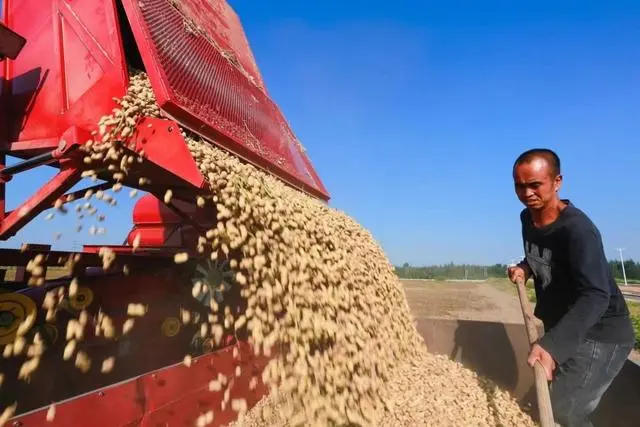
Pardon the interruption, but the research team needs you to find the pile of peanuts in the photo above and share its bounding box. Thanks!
[0,71,536,427]
[179,76,535,426]
[185,135,536,427]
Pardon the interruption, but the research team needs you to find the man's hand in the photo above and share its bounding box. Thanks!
[527,343,556,381]
[507,264,528,284]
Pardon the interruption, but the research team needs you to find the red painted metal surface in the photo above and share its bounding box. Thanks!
[119,0,330,201]
[155,0,266,94]
[1,252,270,426]
[132,193,212,225]
[0,0,129,155]
[0,0,330,241]
[13,381,145,427]
[1,0,327,422]
[0,0,130,241]
[11,349,269,427]
[122,117,207,194]
[139,344,269,426]
[1,0,329,199]
[0,116,212,241]
[126,193,216,248]
[0,159,81,238]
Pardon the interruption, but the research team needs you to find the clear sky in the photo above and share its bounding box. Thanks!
[1,0,639,266]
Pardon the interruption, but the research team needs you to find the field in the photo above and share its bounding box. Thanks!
[400,278,640,361]
[628,301,640,352]
[402,278,523,323]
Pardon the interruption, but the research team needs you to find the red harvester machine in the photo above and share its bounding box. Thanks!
[0,0,330,425]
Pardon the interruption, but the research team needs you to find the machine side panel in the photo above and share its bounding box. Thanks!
[160,0,266,93]
[0,0,128,153]
[120,0,330,201]
[0,258,270,425]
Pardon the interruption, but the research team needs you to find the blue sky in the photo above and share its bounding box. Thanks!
[2,0,639,266]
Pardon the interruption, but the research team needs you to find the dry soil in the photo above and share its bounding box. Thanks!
[401,279,525,324]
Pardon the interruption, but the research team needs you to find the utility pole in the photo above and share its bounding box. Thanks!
[616,248,627,286]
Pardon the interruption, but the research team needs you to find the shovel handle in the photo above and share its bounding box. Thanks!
[515,278,555,427]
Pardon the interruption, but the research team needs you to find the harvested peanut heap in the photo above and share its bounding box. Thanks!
[1,71,536,427]
[187,137,424,425]
[233,352,536,427]
[180,84,534,424]
[185,136,536,427]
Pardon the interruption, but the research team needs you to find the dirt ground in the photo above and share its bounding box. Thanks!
[401,278,525,324]
[400,278,640,364]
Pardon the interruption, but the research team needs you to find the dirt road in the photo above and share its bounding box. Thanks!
[401,279,525,324]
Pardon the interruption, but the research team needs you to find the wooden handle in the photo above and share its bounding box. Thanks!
[515,278,555,427]
[533,363,555,427]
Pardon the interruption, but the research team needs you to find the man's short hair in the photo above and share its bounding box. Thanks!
[514,148,561,177]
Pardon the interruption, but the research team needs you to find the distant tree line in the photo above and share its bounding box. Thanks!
[393,262,505,280]
[609,260,640,282]
[394,259,640,282]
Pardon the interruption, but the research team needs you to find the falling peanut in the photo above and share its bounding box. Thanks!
[46,403,56,422]
[183,355,192,367]
[164,189,173,204]
[127,303,147,317]
[101,357,115,373]
[231,398,248,414]
[132,234,141,250]
[209,379,222,392]
[66,319,84,341]
[18,357,40,380]
[174,252,189,264]
[0,403,17,427]
[69,278,78,297]
[75,351,91,373]
[122,319,135,335]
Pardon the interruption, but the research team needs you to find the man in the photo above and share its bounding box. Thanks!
[507,148,635,427]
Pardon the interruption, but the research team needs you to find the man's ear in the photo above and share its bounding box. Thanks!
[554,174,563,192]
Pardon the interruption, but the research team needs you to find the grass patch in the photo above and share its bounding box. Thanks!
[617,279,640,285]
[628,302,640,350]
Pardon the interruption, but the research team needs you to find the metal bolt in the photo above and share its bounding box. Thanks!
[12,421,22,426]
[98,391,105,397]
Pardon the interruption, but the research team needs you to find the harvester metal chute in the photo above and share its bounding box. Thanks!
[1,0,324,425]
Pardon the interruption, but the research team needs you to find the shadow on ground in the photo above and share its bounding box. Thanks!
[416,318,640,427]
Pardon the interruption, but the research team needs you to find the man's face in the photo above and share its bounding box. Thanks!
[513,158,562,210]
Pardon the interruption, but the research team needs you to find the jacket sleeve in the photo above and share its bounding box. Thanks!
[537,227,611,365]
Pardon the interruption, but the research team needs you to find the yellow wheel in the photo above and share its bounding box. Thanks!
[161,317,181,337]
[0,293,37,345]
[69,287,94,310]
